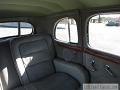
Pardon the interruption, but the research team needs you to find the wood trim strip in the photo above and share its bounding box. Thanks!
[55,42,82,52]
[55,42,120,64]
[84,48,120,64]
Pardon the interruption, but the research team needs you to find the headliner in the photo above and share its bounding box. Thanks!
[0,0,120,16]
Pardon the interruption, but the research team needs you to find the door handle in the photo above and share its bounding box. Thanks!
[105,65,116,78]
[90,60,96,72]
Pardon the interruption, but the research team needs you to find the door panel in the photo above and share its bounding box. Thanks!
[83,50,120,84]
[55,41,120,84]
[82,11,120,84]
[54,41,83,64]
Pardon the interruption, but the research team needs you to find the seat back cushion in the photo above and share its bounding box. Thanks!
[10,34,55,85]
[0,40,21,90]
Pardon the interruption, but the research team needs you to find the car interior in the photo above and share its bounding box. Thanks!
[0,0,120,90]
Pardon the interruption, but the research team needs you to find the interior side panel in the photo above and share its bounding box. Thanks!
[83,53,120,83]
[54,42,83,64]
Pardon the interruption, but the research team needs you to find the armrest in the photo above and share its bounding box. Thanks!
[54,58,90,84]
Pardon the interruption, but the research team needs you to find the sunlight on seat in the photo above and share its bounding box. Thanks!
[0,67,8,90]
[16,56,33,76]
[0,77,3,90]
[2,68,8,85]
[22,56,33,68]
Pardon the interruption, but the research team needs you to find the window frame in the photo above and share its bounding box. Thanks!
[54,17,78,44]
[0,21,34,39]
[86,14,97,48]
[86,12,120,58]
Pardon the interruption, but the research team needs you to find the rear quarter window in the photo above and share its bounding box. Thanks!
[55,17,78,43]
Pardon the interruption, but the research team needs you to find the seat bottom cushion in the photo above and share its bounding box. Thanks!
[13,73,80,90]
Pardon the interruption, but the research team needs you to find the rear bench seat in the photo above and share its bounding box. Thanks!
[10,34,90,90]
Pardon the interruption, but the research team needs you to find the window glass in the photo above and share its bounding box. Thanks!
[0,22,18,38]
[0,22,33,38]
[56,18,69,42]
[20,22,33,35]
[69,19,78,43]
[89,13,120,56]
[55,17,78,43]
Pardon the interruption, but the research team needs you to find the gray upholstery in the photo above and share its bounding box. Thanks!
[10,34,90,90]
[10,34,55,85]
[13,73,79,90]
[54,58,90,84]
[0,40,21,90]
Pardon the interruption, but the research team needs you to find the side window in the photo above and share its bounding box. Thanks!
[0,22,18,38]
[55,17,78,43]
[0,22,33,38]
[20,22,33,35]
[88,13,120,56]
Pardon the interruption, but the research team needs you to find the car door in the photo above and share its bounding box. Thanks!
[82,12,120,84]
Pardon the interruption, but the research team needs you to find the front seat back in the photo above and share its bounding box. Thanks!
[10,34,55,85]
